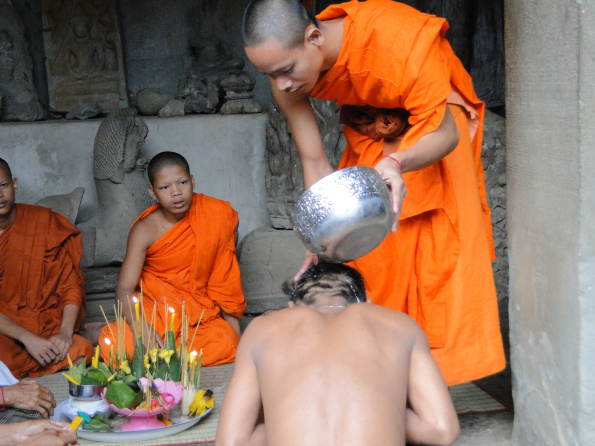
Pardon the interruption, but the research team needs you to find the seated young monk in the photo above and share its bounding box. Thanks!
[0,158,93,379]
[216,262,459,446]
[98,151,246,366]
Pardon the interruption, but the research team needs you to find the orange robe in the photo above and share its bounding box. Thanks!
[0,204,93,378]
[99,193,246,367]
[312,0,505,385]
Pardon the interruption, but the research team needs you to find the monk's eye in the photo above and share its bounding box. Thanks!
[180,180,187,185]
[283,66,294,75]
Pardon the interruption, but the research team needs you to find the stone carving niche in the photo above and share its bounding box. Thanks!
[41,0,127,115]
[79,109,153,268]
[0,0,44,122]
[265,98,344,228]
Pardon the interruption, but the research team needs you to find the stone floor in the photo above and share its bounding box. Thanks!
[454,368,514,445]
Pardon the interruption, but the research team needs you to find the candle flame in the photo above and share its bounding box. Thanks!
[168,306,175,314]
[104,337,111,346]
[132,296,138,304]
[191,350,198,357]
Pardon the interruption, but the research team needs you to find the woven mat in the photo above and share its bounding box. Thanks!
[449,381,510,415]
[36,363,235,445]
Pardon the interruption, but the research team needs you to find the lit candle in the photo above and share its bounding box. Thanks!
[169,307,175,332]
[105,338,113,370]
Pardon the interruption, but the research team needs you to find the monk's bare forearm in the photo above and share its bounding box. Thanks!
[60,304,80,337]
[0,311,36,343]
[384,106,459,173]
[221,311,241,336]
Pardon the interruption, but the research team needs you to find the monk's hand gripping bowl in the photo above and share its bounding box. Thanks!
[290,166,393,263]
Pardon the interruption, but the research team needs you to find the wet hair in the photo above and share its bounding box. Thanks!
[242,0,320,49]
[147,151,191,186]
[284,261,367,305]
[0,158,12,179]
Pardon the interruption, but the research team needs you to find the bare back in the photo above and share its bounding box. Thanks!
[249,304,416,446]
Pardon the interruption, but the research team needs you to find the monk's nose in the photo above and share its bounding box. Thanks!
[276,76,292,92]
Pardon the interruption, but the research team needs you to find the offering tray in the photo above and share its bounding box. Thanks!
[53,400,213,443]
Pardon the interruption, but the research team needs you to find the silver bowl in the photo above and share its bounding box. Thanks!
[68,382,104,400]
[290,166,392,262]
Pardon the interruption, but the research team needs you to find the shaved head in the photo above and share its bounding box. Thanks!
[0,158,12,179]
[243,0,319,49]
[147,151,191,186]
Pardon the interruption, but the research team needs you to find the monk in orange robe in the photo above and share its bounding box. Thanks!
[0,158,93,379]
[98,151,246,367]
[243,0,505,385]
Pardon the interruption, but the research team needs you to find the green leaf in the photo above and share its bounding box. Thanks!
[81,368,108,385]
[168,353,181,382]
[165,331,176,350]
[81,413,112,432]
[96,362,112,378]
[131,337,145,379]
[104,379,143,409]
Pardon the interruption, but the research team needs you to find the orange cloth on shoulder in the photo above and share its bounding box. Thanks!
[99,193,246,367]
[0,204,93,378]
[313,0,505,385]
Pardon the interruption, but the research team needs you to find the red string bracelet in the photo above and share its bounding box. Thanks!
[384,155,402,170]
[1,387,5,411]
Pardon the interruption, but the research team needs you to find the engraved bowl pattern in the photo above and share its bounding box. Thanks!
[290,166,392,262]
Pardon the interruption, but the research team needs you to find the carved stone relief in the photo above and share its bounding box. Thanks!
[265,98,344,229]
[41,0,127,114]
[0,1,44,122]
[78,108,153,268]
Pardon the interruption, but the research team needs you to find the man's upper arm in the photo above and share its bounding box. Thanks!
[271,83,333,187]
[216,322,263,446]
[407,321,458,439]
[115,224,149,298]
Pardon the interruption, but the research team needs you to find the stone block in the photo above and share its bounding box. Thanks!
[238,227,306,314]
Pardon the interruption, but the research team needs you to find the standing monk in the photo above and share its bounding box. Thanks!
[0,158,93,378]
[98,151,246,366]
[242,0,505,385]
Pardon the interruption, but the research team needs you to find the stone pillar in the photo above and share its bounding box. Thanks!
[505,1,595,444]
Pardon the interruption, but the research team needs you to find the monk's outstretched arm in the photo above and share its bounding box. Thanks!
[215,322,265,446]
[115,222,163,347]
[272,84,333,188]
[0,312,61,367]
[405,322,459,446]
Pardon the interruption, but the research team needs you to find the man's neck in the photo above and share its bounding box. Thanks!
[319,18,344,71]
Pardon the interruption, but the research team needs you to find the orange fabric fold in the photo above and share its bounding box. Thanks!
[313,0,505,385]
[0,204,93,378]
[99,193,246,367]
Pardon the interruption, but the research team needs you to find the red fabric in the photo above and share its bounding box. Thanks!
[311,0,505,385]
[100,194,246,367]
[0,204,93,378]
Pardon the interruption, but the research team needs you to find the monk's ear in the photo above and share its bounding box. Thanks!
[148,186,157,201]
[305,24,324,47]
[191,175,196,190]
[12,177,18,193]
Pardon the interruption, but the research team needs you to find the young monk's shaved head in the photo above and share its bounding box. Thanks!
[0,158,12,179]
[243,0,319,49]
[287,261,367,305]
[147,151,191,186]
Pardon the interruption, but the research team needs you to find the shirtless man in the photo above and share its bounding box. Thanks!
[216,262,459,446]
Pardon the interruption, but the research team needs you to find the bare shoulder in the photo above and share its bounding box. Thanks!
[352,303,424,339]
[127,212,163,250]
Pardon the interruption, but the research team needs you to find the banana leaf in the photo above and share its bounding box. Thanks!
[168,352,181,382]
[165,330,176,350]
[131,337,145,379]
[104,379,143,409]
[81,413,111,432]
[80,368,107,385]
